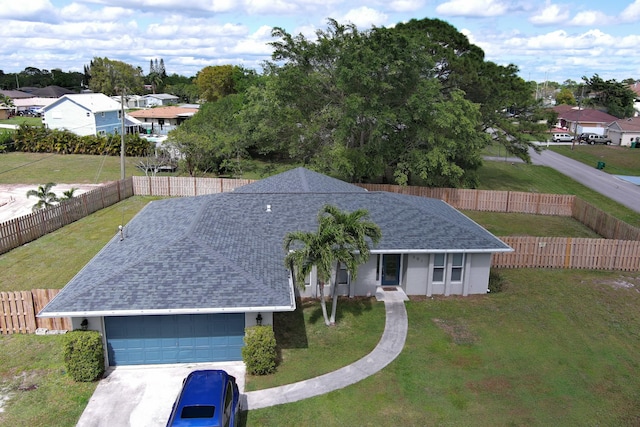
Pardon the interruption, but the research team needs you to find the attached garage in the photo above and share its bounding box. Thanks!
[104,313,245,366]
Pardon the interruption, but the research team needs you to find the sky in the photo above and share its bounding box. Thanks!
[1,0,639,84]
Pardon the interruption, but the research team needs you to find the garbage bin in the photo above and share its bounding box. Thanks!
[596,161,605,170]
[632,142,637,148]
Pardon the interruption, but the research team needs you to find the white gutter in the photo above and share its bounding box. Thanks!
[369,248,513,254]
[38,304,296,318]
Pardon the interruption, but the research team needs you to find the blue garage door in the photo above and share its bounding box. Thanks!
[104,314,245,366]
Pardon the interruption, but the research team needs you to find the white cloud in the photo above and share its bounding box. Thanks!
[340,7,388,28]
[529,1,569,25]
[60,4,133,22]
[0,0,57,21]
[436,0,508,17]
[620,0,640,22]
[569,10,611,26]
[387,0,425,13]
[244,0,300,15]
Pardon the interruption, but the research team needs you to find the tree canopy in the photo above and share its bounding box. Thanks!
[582,74,636,118]
[87,57,144,95]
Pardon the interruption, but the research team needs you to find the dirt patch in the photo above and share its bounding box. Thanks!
[432,318,478,345]
[0,183,103,223]
[599,275,640,291]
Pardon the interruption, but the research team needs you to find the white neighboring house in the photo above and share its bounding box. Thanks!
[607,117,640,147]
[43,93,126,136]
[143,93,179,107]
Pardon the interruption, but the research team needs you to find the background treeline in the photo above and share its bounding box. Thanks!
[6,124,151,156]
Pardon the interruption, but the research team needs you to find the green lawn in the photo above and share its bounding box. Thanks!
[549,144,640,177]
[245,269,640,426]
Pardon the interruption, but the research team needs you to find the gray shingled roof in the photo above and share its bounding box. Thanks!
[40,168,510,317]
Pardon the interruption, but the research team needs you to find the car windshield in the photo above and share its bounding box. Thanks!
[181,405,216,419]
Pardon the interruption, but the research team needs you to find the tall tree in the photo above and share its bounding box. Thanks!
[87,57,144,95]
[284,205,380,326]
[194,65,237,102]
[582,74,636,118]
[26,183,59,211]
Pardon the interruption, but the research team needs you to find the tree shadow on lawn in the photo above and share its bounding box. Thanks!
[273,296,374,351]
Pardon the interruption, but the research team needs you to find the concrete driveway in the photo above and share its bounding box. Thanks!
[76,362,245,427]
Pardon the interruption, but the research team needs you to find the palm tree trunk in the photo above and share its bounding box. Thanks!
[318,283,330,326]
[329,263,339,325]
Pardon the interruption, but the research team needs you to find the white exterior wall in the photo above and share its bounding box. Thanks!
[44,101,95,136]
[351,256,379,297]
[245,311,273,327]
[297,252,492,299]
[404,253,429,295]
[467,253,492,294]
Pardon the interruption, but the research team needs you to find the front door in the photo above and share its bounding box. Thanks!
[381,254,401,286]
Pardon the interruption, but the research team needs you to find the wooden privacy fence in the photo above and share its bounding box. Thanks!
[572,198,640,241]
[0,289,71,334]
[0,179,133,255]
[493,236,640,271]
[358,184,575,216]
[132,175,255,197]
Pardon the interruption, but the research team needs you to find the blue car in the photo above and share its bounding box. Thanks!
[166,369,240,427]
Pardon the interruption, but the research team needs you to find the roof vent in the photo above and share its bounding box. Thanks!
[266,204,272,213]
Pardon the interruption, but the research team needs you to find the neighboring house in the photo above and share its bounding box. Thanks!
[39,168,511,367]
[607,117,640,146]
[30,85,75,98]
[0,89,33,100]
[13,97,57,113]
[143,93,179,107]
[128,105,198,135]
[43,93,131,136]
[552,106,617,135]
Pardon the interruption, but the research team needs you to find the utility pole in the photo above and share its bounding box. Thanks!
[120,89,126,180]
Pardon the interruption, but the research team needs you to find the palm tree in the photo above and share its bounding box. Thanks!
[26,183,59,212]
[321,205,381,325]
[60,187,78,200]
[284,204,381,326]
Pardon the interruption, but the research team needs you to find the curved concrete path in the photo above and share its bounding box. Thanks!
[242,288,408,410]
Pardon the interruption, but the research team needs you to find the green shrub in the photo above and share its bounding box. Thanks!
[488,270,506,293]
[242,325,277,375]
[63,331,105,382]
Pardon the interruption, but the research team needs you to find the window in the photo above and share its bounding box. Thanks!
[181,405,215,419]
[451,253,464,282]
[118,110,122,119]
[337,262,348,284]
[432,253,445,282]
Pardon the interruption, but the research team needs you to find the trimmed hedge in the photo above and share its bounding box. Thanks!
[63,331,105,382]
[242,325,277,375]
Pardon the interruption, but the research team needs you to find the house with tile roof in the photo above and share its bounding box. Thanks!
[42,93,134,137]
[39,168,511,366]
[128,105,198,135]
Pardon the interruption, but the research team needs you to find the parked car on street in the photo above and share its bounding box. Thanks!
[166,370,240,427]
[581,134,612,145]
[552,133,573,142]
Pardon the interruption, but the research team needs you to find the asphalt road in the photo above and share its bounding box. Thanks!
[528,146,640,214]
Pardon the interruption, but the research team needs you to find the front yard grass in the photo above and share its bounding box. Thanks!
[246,268,640,426]
[549,144,640,177]
[0,334,97,427]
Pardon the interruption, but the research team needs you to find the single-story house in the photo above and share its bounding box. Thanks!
[607,117,640,146]
[42,93,138,137]
[128,105,198,135]
[143,93,179,107]
[39,168,511,367]
[552,106,617,135]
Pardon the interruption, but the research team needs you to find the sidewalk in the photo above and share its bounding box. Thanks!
[242,287,408,410]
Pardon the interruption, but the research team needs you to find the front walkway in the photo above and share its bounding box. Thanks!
[242,287,408,410]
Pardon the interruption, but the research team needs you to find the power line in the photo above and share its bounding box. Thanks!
[0,153,56,175]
